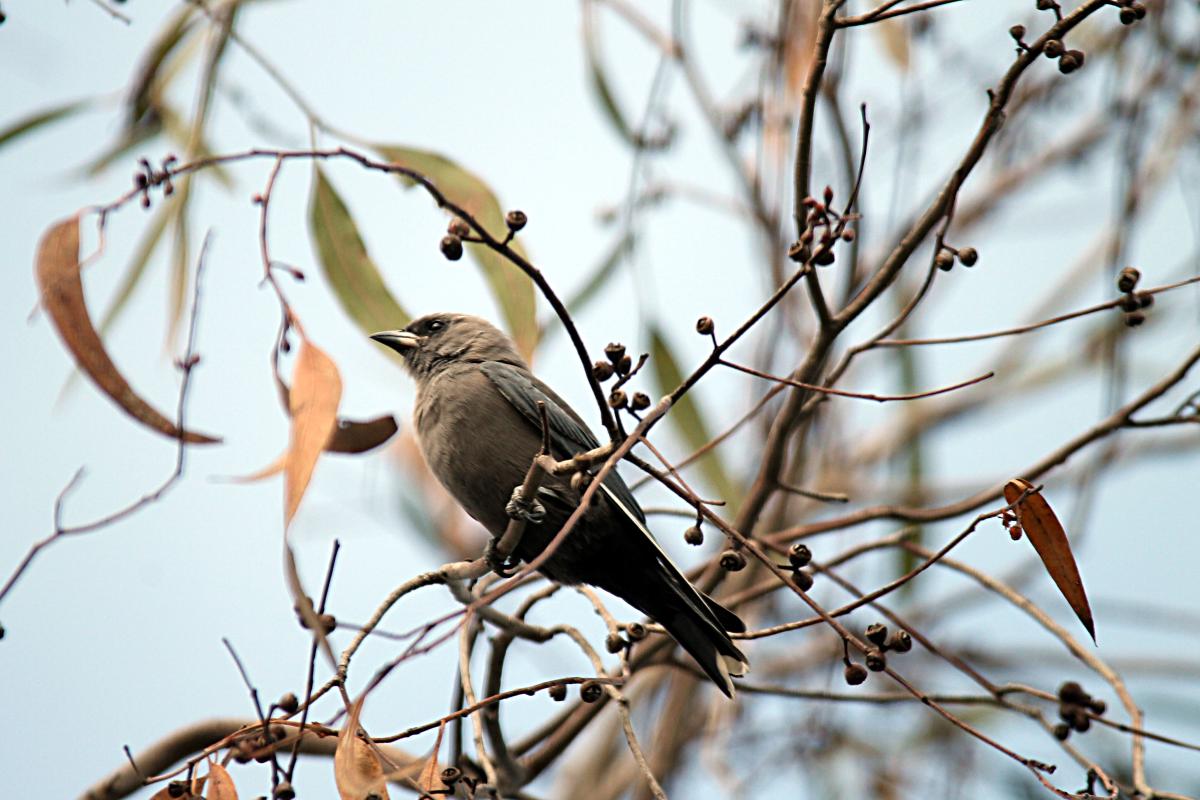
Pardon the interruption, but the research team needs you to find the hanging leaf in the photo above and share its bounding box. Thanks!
[876,19,911,71]
[647,326,738,507]
[228,415,396,483]
[582,1,636,144]
[327,415,398,453]
[34,217,219,444]
[335,696,391,800]
[374,145,538,359]
[285,337,343,526]
[784,1,821,101]
[417,722,446,794]
[0,99,92,151]
[125,4,198,129]
[309,168,411,337]
[205,763,238,800]
[1004,478,1096,642]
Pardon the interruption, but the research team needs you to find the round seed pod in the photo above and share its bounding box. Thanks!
[788,543,812,568]
[580,680,603,703]
[865,623,889,647]
[719,549,747,572]
[696,316,715,335]
[844,663,868,685]
[684,526,704,546]
[794,569,815,591]
[865,648,888,672]
[440,234,464,261]
[886,629,913,653]
[505,209,528,231]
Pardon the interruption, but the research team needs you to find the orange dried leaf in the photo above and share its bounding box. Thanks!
[285,338,343,526]
[35,217,219,444]
[417,722,446,793]
[228,414,395,484]
[205,763,238,800]
[1004,478,1096,642]
[335,696,390,800]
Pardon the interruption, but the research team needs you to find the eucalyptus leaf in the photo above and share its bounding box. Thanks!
[374,145,538,359]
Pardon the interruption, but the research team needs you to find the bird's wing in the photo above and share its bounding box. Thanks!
[479,361,644,522]
[480,361,747,651]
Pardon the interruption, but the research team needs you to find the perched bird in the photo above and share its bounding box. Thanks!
[371,313,748,696]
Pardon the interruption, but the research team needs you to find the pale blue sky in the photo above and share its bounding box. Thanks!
[2,1,1198,797]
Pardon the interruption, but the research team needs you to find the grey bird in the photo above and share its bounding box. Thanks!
[371,313,749,697]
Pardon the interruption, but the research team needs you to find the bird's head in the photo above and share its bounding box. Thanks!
[370,313,526,379]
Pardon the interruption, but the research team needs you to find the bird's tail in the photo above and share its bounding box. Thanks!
[653,595,749,698]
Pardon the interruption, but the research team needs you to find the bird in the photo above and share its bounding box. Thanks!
[371,313,749,697]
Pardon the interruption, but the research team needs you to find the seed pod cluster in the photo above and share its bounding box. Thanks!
[1115,267,1151,327]
[1053,680,1107,741]
[1115,0,1146,25]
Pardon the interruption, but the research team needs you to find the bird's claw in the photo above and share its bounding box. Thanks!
[485,538,521,577]
[505,486,546,524]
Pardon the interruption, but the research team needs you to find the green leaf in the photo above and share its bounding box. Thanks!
[582,4,636,145]
[647,326,739,508]
[309,167,411,337]
[0,99,92,151]
[374,145,538,359]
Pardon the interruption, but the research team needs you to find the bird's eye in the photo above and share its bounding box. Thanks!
[427,319,445,333]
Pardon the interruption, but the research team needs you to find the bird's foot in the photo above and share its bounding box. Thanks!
[505,485,546,524]
[484,538,521,577]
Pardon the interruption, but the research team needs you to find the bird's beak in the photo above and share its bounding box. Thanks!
[370,330,421,353]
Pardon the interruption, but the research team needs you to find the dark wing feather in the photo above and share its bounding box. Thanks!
[479,362,644,522]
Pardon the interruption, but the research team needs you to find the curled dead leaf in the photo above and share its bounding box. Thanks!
[417,721,446,794]
[285,337,343,526]
[35,217,219,444]
[335,696,391,800]
[1004,478,1096,642]
[205,762,238,800]
[327,414,398,454]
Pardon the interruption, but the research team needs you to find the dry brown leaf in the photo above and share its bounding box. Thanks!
[326,414,399,453]
[876,18,910,71]
[335,696,391,800]
[227,415,396,484]
[1004,478,1096,642]
[148,775,205,800]
[417,721,446,794]
[205,763,238,800]
[784,1,821,102]
[285,338,343,526]
[35,216,219,444]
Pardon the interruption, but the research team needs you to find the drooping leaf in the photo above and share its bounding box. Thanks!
[165,175,193,347]
[309,168,411,337]
[335,696,391,800]
[1004,478,1096,642]
[34,217,219,444]
[647,326,738,507]
[876,18,910,71]
[59,202,173,402]
[374,145,538,359]
[582,2,636,144]
[327,415,398,453]
[149,775,205,800]
[229,416,396,483]
[205,763,238,800]
[784,1,821,102]
[417,722,446,794]
[125,4,198,129]
[0,99,92,151]
[285,337,343,526]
